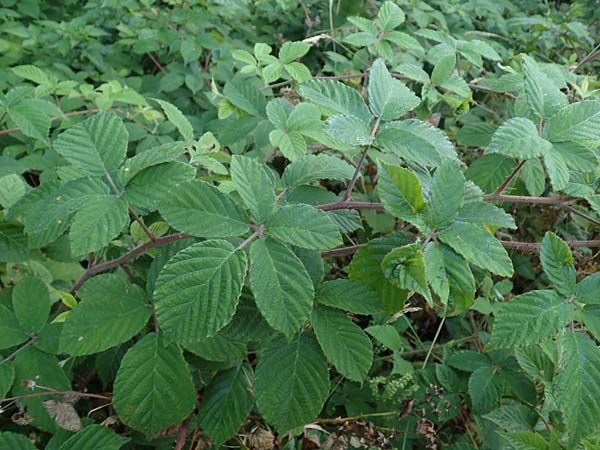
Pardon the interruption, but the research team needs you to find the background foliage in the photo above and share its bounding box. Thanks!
[1,0,600,449]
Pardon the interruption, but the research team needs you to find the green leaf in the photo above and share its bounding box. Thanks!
[343,32,378,46]
[457,202,516,229]
[316,279,383,314]
[522,55,568,118]
[520,158,546,196]
[0,305,29,350]
[488,290,573,349]
[377,1,405,31]
[57,425,130,450]
[311,306,373,381]
[368,59,421,121]
[153,99,194,141]
[555,332,600,445]
[377,164,426,230]
[438,223,513,277]
[299,79,370,123]
[381,243,430,301]
[159,180,249,238]
[12,65,51,84]
[376,119,457,167]
[540,232,576,297]
[0,222,30,262]
[154,240,247,342]
[0,174,27,209]
[543,148,569,191]
[484,405,538,432]
[269,129,306,161]
[255,333,329,432]
[282,154,355,187]
[199,364,254,446]
[325,114,372,145]
[184,333,247,363]
[8,102,50,143]
[348,232,412,313]
[544,101,600,148]
[69,195,129,256]
[426,161,465,228]
[0,432,37,450]
[284,62,312,82]
[487,118,551,159]
[498,432,551,450]
[12,277,50,333]
[59,274,151,356]
[431,53,455,84]
[230,155,276,223]
[468,365,502,413]
[249,239,314,337]
[576,273,600,305]
[365,324,404,351]
[113,333,195,435]
[223,77,267,116]
[53,112,128,176]
[279,41,311,64]
[121,142,186,182]
[265,204,341,250]
[435,244,476,315]
[0,361,15,398]
[552,141,598,171]
[466,154,515,194]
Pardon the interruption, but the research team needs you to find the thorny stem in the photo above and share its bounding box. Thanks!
[486,160,526,198]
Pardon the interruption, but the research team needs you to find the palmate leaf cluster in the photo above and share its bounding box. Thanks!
[1,0,600,449]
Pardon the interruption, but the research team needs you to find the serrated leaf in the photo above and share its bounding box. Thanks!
[376,119,457,167]
[184,333,247,363]
[543,148,569,191]
[284,62,312,82]
[438,222,513,277]
[377,164,426,230]
[12,65,50,84]
[12,277,50,333]
[540,232,576,297]
[377,1,405,31]
[426,161,464,228]
[154,240,247,342]
[299,79,370,122]
[0,305,29,350]
[199,364,254,446]
[57,425,130,450]
[343,32,378,47]
[466,154,515,194]
[520,158,546,196]
[279,41,311,64]
[69,195,129,256]
[255,333,329,432]
[223,77,266,117]
[0,432,37,450]
[576,273,600,305]
[0,361,15,398]
[154,99,194,141]
[282,154,355,187]
[457,202,516,229]
[555,332,600,446]
[552,141,598,171]
[325,114,372,145]
[498,432,551,450]
[365,324,404,351]
[368,59,420,121]
[488,290,572,349]
[249,239,314,337]
[349,232,412,313]
[59,274,151,356]
[381,243,430,301]
[544,101,600,148]
[230,155,276,223]
[484,405,538,432]
[8,102,50,142]
[113,333,195,435]
[522,55,568,118]
[53,112,128,176]
[379,164,425,213]
[311,306,373,381]
[469,365,502,413]
[316,279,383,314]
[0,222,30,262]
[487,118,551,159]
[159,180,248,237]
[265,204,341,250]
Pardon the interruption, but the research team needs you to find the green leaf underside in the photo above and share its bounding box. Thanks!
[154,240,247,342]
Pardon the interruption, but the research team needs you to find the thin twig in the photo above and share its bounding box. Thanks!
[487,160,526,198]
[500,239,600,251]
[147,52,166,73]
[235,225,264,251]
[561,204,600,227]
[174,418,191,450]
[70,232,192,293]
[423,316,446,369]
[0,336,37,366]
[314,410,400,424]
[1,390,111,403]
[129,208,157,241]
[342,116,381,201]
[317,201,384,211]
[321,244,363,258]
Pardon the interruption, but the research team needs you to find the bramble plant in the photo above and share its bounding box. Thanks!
[1,0,600,449]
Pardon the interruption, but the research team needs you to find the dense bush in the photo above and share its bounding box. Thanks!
[1,0,600,448]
